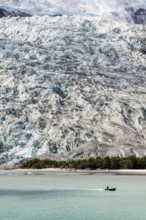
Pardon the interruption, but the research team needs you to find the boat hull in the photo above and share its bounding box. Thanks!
[105,188,116,191]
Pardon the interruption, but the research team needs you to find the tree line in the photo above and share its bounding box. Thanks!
[21,156,146,170]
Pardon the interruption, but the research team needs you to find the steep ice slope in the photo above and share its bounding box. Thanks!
[0,16,146,166]
[0,0,146,22]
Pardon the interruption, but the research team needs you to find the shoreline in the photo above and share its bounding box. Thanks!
[0,169,146,176]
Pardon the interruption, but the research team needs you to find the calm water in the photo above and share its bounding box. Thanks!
[0,173,146,220]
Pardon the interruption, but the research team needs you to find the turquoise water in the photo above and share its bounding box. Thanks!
[0,174,146,220]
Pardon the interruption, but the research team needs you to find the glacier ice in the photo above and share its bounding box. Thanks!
[0,0,146,23]
[0,16,146,166]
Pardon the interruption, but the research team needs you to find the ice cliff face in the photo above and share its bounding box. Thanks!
[0,16,146,166]
[0,0,146,23]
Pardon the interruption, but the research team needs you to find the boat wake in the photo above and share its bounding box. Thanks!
[84,188,104,191]
[46,188,105,191]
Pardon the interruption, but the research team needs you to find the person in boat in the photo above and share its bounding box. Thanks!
[105,186,116,191]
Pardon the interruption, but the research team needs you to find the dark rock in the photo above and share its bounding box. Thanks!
[0,7,31,18]
[132,8,146,24]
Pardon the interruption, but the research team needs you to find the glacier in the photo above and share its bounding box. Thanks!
[0,15,146,167]
[0,0,146,23]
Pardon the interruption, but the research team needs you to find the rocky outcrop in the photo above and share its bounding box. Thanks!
[0,16,146,165]
[0,6,31,18]
[133,8,146,24]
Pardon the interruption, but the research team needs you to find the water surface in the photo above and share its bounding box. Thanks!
[0,174,145,220]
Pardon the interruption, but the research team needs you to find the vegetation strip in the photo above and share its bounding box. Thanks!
[22,156,146,170]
